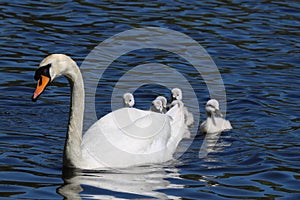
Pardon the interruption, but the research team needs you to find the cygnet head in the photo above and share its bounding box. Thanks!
[123,93,135,108]
[171,88,182,101]
[151,99,163,113]
[206,99,220,115]
[155,96,167,108]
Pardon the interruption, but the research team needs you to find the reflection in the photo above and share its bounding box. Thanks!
[199,132,231,159]
[199,132,221,158]
[58,165,183,199]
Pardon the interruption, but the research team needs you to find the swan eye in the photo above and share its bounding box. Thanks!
[34,63,51,81]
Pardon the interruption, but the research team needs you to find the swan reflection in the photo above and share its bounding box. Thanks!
[58,165,183,199]
[199,131,232,159]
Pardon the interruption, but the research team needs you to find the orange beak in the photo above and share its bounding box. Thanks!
[32,75,50,101]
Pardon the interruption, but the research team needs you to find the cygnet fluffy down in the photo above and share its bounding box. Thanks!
[200,99,232,134]
[123,93,135,108]
[171,88,194,126]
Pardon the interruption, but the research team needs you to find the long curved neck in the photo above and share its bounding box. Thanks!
[206,111,216,126]
[63,62,84,168]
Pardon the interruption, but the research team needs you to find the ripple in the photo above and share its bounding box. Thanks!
[1,0,300,199]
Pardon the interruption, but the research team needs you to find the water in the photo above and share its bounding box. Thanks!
[1,0,300,199]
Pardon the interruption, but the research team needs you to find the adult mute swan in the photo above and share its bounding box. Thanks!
[123,92,135,108]
[32,54,186,169]
[200,99,232,134]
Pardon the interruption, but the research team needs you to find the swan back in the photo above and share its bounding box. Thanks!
[81,104,186,169]
[81,108,179,169]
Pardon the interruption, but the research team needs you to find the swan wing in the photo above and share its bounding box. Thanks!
[166,104,186,151]
[81,108,176,169]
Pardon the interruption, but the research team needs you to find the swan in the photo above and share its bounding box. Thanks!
[123,92,135,108]
[32,54,186,169]
[171,88,182,101]
[200,99,232,134]
[150,99,163,113]
[171,88,194,126]
[155,96,168,113]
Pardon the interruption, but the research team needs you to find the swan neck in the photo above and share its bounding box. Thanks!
[63,62,84,168]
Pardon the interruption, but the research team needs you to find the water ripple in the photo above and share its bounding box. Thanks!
[1,0,300,199]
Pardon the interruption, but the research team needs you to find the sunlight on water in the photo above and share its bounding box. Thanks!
[1,0,300,199]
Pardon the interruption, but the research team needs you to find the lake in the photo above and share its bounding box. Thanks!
[1,1,300,199]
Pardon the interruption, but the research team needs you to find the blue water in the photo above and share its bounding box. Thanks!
[1,1,300,199]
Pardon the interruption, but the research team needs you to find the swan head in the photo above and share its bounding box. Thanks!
[155,96,167,108]
[205,99,222,116]
[152,99,163,113]
[171,88,182,101]
[123,93,135,107]
[32,54,77,101]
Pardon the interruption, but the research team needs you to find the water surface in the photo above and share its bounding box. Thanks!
[1,1,300,199]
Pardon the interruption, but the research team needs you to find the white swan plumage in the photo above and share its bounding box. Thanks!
[32,54,186,169]
[200,99,232,134]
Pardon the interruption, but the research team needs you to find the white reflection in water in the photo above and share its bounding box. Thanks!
[58,165,184,199]
[199,132,232,159]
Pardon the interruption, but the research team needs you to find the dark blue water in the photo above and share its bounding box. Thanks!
[1,1,300,199]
